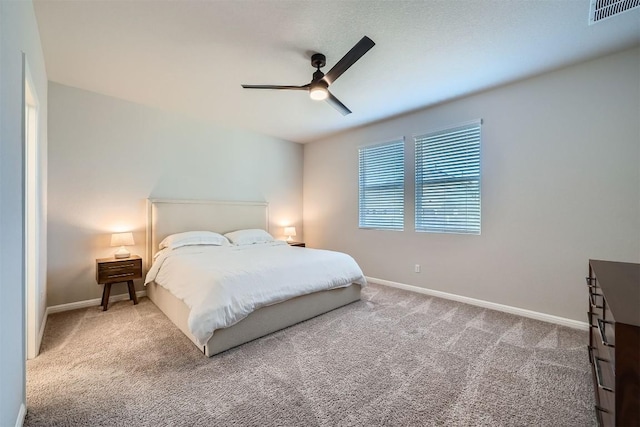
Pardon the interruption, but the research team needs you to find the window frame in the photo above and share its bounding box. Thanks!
[358,138,405,231]
[414,120,482,235]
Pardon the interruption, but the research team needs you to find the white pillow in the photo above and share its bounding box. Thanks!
[224,229,274,245]
[159,231,229,250]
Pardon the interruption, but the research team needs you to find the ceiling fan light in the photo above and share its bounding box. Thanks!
[309,82,328,101]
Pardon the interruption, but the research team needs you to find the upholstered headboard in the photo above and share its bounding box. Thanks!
[146,199,269,268]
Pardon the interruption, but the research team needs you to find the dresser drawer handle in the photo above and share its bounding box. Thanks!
[594,356,614,393]
[590,293,604,309]
[587,311,599,328]
[589,292,604,309]
[597,318,615,348]
[108,272,135,279]
[585,276,597,288]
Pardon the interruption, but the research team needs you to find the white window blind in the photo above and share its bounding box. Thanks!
[358,140,404,230]
[415,121,481,234]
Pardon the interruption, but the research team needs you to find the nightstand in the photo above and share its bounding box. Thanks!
[96,255,142,311]
[287,241,305,247]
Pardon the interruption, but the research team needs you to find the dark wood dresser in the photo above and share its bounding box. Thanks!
[587,259,640,426]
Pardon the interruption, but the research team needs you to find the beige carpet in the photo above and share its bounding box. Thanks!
[26,284,596,426]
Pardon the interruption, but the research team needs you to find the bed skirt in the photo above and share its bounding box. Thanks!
[146,281,362,356]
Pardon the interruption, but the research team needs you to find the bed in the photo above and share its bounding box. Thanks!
[144,198,364,356]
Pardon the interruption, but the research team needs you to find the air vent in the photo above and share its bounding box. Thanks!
[589,0,640,24]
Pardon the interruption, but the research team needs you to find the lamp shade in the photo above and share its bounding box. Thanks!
[284,227,296,237]
[111,232,134,247]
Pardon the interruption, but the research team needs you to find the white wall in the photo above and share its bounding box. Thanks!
[0,0,48,425]
[304,47,640,322]
[47,82,303,306]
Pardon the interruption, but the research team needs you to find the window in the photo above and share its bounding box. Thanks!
[358,140,404,230]
[415,121,481,234]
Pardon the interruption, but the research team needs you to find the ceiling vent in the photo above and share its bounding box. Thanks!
[589,0,640,24]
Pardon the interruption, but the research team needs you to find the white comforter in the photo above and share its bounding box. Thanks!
[144,241,366,346]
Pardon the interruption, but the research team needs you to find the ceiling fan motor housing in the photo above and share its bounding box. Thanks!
[311,53,326,69]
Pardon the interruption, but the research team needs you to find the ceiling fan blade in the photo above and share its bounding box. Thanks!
[241,84,309,90]
[322,36,375,86]
[325,91,352,115]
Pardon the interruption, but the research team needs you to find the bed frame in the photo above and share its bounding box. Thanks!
[145,199,362,356]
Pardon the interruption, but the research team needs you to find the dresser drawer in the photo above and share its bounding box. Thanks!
[96,257,142,284]
[589,345,616,426]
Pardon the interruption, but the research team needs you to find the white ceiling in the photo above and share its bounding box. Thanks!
[34,0,640,143]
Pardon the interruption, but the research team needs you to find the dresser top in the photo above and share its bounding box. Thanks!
[590,259,640,326]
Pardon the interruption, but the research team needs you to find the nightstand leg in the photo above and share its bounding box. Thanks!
[127,280,138,305]
[102,283,111,311]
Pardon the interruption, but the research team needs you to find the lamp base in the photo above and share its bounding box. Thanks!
[114,246,130,259]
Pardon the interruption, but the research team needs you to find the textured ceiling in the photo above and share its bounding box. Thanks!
[34,0,640,143]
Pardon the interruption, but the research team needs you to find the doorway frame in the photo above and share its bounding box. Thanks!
[24,54,41,360]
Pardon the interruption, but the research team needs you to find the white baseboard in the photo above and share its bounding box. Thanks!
[47,290,147,315]
[15,403,26,427]
[366,276,589,331]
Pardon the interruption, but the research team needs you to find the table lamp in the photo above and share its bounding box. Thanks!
[111,232,134,259]
[284,226,296,242]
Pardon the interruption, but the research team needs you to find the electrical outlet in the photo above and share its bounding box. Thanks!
[414,264,421,273]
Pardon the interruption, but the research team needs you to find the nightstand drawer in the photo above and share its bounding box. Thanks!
[96,257,142,284]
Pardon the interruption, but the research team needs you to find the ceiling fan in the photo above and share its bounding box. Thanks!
[241,36,375,115]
